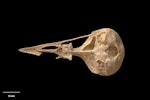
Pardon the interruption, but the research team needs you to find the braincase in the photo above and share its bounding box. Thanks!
[80,28,124,76]
[81,28,122,51]
[105,28,123,48]
[92,28,124,52]
[92,28,118,44]
[104,28,124,53]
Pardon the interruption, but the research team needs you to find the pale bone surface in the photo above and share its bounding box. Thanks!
[19,28,125,76]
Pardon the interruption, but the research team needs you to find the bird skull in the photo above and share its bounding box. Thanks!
[19,28,125,76]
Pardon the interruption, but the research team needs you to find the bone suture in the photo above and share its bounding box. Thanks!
[19,28,125,76]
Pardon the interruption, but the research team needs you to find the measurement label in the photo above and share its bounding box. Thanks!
[2,91,20,98]
[8,94,15,98]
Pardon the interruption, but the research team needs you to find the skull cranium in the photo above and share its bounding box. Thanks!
[77,28,125,76]
[19,28,125,76]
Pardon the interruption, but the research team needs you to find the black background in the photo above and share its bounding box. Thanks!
[1,1,148,99]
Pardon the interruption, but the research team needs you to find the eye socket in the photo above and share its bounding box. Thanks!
[82,36,96,50]
[105,45,118,57]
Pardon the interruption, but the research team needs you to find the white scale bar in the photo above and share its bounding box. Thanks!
[2,91,20,93]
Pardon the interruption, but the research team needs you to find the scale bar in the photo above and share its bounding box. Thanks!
[2,91,20,93]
